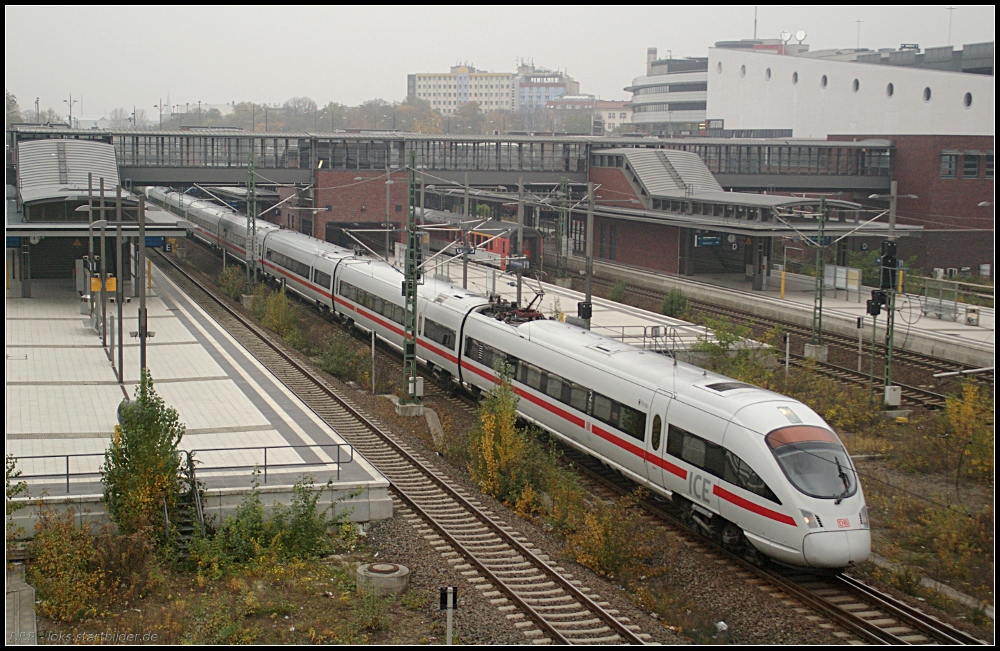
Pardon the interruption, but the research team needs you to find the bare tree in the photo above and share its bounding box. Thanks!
[109,108,130,128]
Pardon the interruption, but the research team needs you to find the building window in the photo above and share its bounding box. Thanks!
[986,154,994,180]
[940,154,958,178]
[962,155,980,179]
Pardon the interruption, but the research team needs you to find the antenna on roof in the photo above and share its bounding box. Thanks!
[780,30,791,44]
[795,30,807,44]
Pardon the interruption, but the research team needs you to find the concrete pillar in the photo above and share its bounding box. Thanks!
[752,237,763,291]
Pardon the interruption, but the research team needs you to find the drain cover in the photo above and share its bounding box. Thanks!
[368,563,400,574]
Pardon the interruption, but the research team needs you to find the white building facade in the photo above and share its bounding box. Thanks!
[408,66,516,114]
[626,48,708,136]
[706,47,994,137]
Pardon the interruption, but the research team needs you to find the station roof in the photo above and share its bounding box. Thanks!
[16,139,120,204]
[7,126,894,149]
[593,147,863,211]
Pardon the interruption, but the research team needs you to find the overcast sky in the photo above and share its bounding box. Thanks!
[5,5,995,117]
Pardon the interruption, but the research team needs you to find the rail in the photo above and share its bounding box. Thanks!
[11,443,355,494]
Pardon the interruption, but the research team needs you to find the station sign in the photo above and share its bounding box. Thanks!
[507,258,529,270]
[454,246,475,255]
[145,236,165,248]
[695,235,722,247]
[6,237,20,248]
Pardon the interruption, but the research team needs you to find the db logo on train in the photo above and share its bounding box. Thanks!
[837,518,851,529]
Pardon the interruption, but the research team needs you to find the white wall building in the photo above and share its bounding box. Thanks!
[408,66,517,114]
[707,47,994,137]
[626,48,708,135]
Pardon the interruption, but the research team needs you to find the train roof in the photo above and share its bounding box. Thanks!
[340,256,490,312]
[265,227,353,260]
[517,319,798,419]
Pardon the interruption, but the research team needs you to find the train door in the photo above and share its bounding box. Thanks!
[644,391,672,489]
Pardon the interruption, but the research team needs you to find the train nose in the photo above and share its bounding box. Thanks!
[802,530,871,568]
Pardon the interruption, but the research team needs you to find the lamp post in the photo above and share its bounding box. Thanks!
[154,99,165,129]
[64,94,78,128]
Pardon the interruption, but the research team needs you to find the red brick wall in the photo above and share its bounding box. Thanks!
[313,170,410,245]
[589,167,643,207]
[829,134,994,272]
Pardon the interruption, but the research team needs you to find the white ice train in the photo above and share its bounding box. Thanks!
[149,186,870,570]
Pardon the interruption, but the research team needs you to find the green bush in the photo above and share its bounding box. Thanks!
[190,474,354,579]
[28,509,101,621]
[101,368,185,539]
[218,265,246,300]
[319,336,368,384]
[609,279,627,303]
[566,488,654,579]
[660,288,689,318]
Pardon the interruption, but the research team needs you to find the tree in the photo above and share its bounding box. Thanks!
[101,369,185,538]
[453,101,485,135]
[5,90,23,124]
[319,101,350,131]
[109,108,130,129]
[38,108,62,124]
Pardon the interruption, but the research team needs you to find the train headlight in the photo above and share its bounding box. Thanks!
[799,510,822,529]
[859,506,869,529]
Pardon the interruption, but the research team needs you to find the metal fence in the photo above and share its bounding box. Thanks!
[12,443,355,494]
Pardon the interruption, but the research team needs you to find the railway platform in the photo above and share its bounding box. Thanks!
[531,255,993,369]
[5,271,392,536]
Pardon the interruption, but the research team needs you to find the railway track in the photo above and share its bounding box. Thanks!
[561,447,988,646]
[155,252,648,645]
[585,276,967,409]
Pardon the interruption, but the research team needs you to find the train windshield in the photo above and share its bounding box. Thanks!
[766,426,857,501]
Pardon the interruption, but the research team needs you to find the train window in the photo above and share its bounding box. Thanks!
[424,319,456,350]
[393,305,405,325]
[372,296,384,315]
[725,452,780,504]
[313,270,331,289]
[681,435,706,467]
[569,386,588,413]
[593,394,613,423]
[619,405,645,441]
[545,374,564,400]
[651,415,662,450]
[339,281,357,302]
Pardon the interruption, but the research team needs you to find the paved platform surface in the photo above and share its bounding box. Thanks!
[5,269,388,502]
[5,565,36,646]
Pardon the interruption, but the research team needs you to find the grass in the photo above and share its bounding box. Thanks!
[34,554,438,645]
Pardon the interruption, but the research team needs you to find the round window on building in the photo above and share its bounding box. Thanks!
[821,74,828,88]
[792,71,799,84]
[923,87,932,102]
[717,62,723,74]
[765,67,772,81]
[852,78,860,93]
[886,82,894,97]
[964,92,973,108]
[740,64,746,78]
